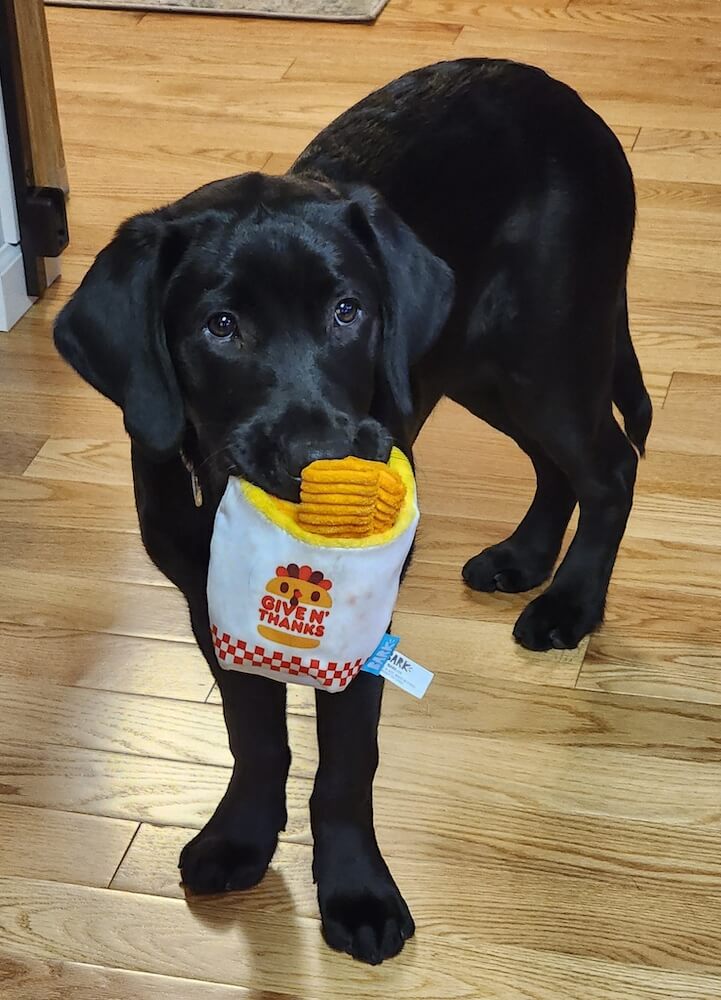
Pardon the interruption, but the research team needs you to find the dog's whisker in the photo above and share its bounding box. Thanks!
[193,447,232,475]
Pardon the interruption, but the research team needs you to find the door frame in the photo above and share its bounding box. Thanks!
[0,0,68,332]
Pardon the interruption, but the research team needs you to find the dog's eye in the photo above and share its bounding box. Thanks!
[206,312,239,339]
[333,298,361,327]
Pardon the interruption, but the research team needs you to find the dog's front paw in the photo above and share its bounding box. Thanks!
[463,542,553,594]
[317,860,414,964]
[179,828,278,894]
[513,590,602,651]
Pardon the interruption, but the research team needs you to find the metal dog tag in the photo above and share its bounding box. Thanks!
[181,452,203,508]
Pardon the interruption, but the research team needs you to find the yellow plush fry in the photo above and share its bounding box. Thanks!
[375,497,399,515]
[299,527,373,537]
[298,455,406,539]
[298,500,375,516]
[301,474,378,490]
[298,513,374,529]
[378,469,406,498]
[303,468,378,487]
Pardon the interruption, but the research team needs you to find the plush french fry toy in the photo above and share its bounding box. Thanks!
[207,448,418,692]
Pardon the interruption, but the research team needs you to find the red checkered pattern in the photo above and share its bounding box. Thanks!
[211,624,363,689]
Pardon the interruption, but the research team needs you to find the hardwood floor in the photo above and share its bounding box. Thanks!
[1,1,721,996]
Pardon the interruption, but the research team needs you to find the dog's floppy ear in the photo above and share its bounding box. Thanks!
[346,187,455,422]
[54,211,185,459]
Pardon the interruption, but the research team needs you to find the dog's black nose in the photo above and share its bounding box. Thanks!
[284,433,354,479]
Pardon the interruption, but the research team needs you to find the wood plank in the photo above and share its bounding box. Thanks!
[58,115,272,204]
[602,587,721,646]
[0,433,44,476]
[383,0,583,27]
[0,742,243,832]
[611,536,721,598]
[0,803,135,887]
[630,301,721,378]
[664,372,721,411]
[627,449,721,502]
[32,745,309,837]
[0,567,191,642]
[366,734,721,833]
[580,98,720,134]
[636,127,721,155]
[578,581,721,704]
[631,228,721,281]
[0,363,92,396]
[628,491,721,548]
[111,826,314,906]
[0,477,138,532]
[52,79,375,136]
[376,670,721,760]
[2,523,162,585]
[635,177,721,215]
[567,0,721,24]
[391,611,584,687]
[0,623,213,702]
[25,440,132,486]
[632,128,721,185]
[0,955,285,1000]
[0,390,125,440]
[579,632,721,705]
[282,31,462,88]
[0,676,232,768]
[652,373,721,456]
[50,20,294,82]
[453,17,720,64]
[3,878,721,1000]
[438,1,721,44]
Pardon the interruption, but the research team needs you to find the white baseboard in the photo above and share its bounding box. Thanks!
[1,75,63,333]
[0,241,35,331]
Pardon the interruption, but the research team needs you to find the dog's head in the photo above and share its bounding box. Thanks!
[54,172,454,499]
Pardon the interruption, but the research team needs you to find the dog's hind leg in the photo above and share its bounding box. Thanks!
[512,412,638,651]
[464,444,576,594]
[451,393,577,595]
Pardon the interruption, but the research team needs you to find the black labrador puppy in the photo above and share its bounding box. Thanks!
[54,59,651,964]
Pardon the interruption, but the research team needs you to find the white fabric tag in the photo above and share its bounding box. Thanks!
[380,650,434,699]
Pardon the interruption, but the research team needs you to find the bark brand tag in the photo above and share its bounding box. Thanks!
[361,634,434,699]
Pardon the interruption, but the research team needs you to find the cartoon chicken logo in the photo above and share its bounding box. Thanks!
[257,563,333,649]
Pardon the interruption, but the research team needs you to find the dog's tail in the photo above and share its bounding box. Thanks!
[613,289,652,455]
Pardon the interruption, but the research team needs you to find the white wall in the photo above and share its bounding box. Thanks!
[0,73,34,332]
